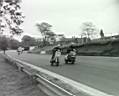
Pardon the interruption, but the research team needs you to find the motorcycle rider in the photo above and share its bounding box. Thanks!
[50,44,61,66]
[17,46,23,55]
[65,48,76,59]
[54,49,61,65]
[65,43,76,64]
[70,49,76,56]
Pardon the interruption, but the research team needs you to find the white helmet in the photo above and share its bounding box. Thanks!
[57,44,60,47]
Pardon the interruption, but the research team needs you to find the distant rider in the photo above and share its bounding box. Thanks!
[51,44,61,63]
[17,46,23,55]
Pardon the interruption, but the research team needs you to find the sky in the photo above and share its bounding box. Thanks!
[19,0,119,39]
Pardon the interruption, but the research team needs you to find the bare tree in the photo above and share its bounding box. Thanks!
[81,22,97,39]
[36,22,56,46]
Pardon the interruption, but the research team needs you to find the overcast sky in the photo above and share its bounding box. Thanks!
[20,0,119,38]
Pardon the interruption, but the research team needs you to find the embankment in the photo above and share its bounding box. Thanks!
[30,39,119,57]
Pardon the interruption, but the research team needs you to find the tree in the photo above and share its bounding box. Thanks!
[9,38,20,49]
[21,35,37,47]
[81,22,97,39]
[0,36,8,54]
[100,29,104,38]
[0,0,24,35]
[36,22,56,46]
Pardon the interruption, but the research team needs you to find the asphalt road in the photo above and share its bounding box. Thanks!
[7,51,119,96]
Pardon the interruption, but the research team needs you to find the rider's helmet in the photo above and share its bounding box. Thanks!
[52,44,61,52]
[57,44,61,47]
[73,49,76,51]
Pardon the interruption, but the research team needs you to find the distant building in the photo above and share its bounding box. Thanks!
[36,38,43,42]
[60,37,83,45]
[55,34,65,42]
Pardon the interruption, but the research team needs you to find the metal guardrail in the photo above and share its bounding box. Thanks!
[2,54,114,96]
[36,74,75,96]
[3,54,76,96]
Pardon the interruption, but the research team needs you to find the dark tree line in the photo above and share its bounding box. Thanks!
[0,36,20,53]
[0,36,8,54]
[21,35,37,47]
[0,34,39,54]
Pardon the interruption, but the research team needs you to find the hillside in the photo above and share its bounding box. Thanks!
[30,39,119,57]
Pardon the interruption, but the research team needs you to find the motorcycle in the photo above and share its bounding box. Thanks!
[50,49,61,66]
[50,57,59,66]
[64,53,76,64]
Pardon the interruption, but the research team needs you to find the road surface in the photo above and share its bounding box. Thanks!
[7,51,119,96]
